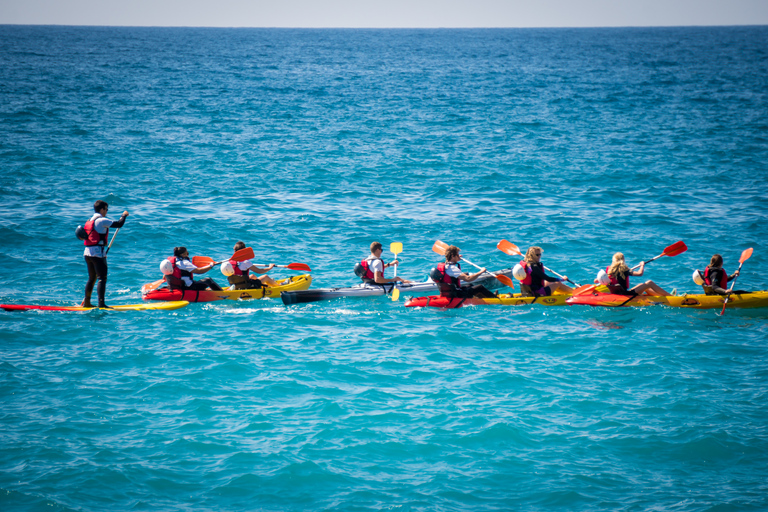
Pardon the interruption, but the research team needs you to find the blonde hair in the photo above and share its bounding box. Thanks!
[608,252,630,277]
[524,246,542,263]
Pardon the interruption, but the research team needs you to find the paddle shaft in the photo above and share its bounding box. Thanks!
[721,261,747,315]
[497,240,576,285]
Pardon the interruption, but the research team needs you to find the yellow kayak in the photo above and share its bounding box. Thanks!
[664,290,768,309]
[143,274,312,302]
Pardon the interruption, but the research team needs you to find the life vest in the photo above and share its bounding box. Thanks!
[431,262,461,286]
[519,261,533,285]
[165,256,194,289]
[607,266,630,290]
[83,216,108,247]
[227,259,260,289]
[704,266,728,290]
[354,258,382,282]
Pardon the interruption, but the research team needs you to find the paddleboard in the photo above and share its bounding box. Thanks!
[1,301,189,312]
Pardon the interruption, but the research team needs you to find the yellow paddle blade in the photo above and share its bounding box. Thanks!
[391,288,400,301]
[390,242,403,256]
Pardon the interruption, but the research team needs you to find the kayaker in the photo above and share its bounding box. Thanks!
[81,200,128,308]
[516,246,573,297]
[695,254,746,295]
[163,247,223,291]
[604,252,671,296]
[222,241,279,289]
[433,245,495,298]
[356,241,413,285]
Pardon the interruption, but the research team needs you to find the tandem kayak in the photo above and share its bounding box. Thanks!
[143,274,312,303]
[405,292,571,308]
[566,293,667,307]
[281,268,515,305]
[1,301,189,312]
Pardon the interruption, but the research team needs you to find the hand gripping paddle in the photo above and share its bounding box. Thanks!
[432,240,515,288]
[720,247,753,316]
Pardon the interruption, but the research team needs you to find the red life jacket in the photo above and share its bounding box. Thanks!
[83,217,108,247]
[607,266,630,290]
[704,266,728,289]
[519,260,533,285]
[358,258,382,281]
[230,259,250,279]
[165,256,194,288]
[435,262,461,286]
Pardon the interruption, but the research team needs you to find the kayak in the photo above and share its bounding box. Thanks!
[143,274,312,303]
[405,292,571,308]
[566,293,667,308]
[664,290,768,310]
[281,268,515,305]
[1,301,189,312]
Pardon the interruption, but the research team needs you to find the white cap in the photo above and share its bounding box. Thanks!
[692,269,704,285]
[159,259,173,275]
[596,269,610,286]
[512,263,527,281]
[221,261,235,276]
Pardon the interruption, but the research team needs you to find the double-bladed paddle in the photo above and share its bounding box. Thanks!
[193,255,311,272]
[432,240,515,288]
[573,241,688,296]
[390,242,403,301]
[720,247,753,316]
[496,239,579,286]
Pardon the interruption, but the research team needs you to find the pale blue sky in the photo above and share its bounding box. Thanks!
[1,0,767,27]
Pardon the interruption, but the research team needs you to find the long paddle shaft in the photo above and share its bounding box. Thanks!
[496,239,579,286]
[432,240,515,288]
[105,228,120,255]
[574,241,688,296]
[720,247,753,315]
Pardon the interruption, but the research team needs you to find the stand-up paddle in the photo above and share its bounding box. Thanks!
[721,247,753,316]
[574,241,688,296]
[496,239,579,286]
[390,242,402,301]
[432,240,515,288]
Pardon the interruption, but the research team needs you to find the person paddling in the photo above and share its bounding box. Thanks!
[355,242,412,285]
[515,246,573,297]
[161,247,223,291]
[81,200,128,308]
[695,254,746,295]
[221,241,279,289]
[432,245,495,298]
[603,252,671,296]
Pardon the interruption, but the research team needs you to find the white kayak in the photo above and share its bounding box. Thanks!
[280,268,515,305]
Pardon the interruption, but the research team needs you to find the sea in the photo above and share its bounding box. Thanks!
[1,25,767,511]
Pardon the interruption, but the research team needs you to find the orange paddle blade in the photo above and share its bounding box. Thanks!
[663,241,688,257]
[495,274,515,289]
[432,240,449,256]
[141,278,165,294]
[739,247,753,264]
[192,256,215,266]
[497,239,523,257]
[231,247,254,262]
[573,284,598,296]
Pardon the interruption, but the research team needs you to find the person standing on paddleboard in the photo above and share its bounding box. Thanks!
[355,242,413,285]
[162,247,223,291]
[515,246,573,298]
[603,252,671,296]
[81,200,128,308]
[433,245,495,298]
[694,254,746,295]
[221,241,279,289]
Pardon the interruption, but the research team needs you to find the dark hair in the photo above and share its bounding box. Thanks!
[94,200,108,212]
[173,246,188,257]
[445,245,460,261]
[234,241,246,252]
[370,241,382,253]
[709,254,723,267]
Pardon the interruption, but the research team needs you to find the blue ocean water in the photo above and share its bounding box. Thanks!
[1,25,768,511]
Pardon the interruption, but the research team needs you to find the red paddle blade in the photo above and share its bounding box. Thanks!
[663,241,688,257]
[192,256,214,266]
[231,247,254,262]
[287,263,311,272]
[497,239,522,257]
[432,240,449,256]
[739,247,754,264]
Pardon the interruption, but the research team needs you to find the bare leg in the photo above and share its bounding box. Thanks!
[631,281,670,296]
[259,275,279,287]
[545,280,574,294]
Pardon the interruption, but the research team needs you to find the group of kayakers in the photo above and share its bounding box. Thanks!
[79,200,748,308]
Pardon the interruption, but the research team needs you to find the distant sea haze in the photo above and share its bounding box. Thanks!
[1,26,767,512]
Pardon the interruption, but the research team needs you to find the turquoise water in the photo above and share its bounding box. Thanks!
[1,26,768,511]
